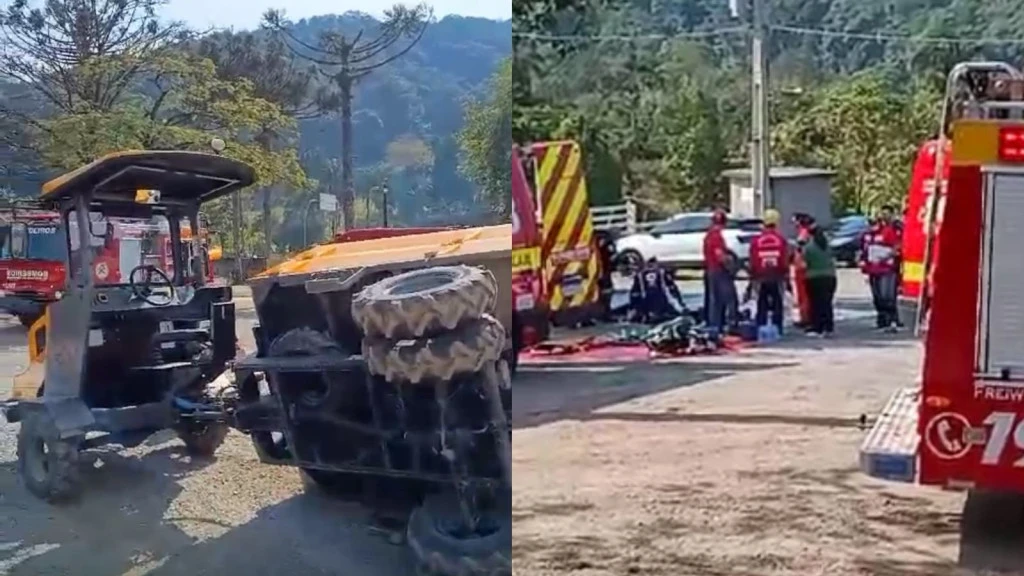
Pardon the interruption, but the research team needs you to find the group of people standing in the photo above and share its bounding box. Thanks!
[702,205,904,338]
[618,205,905,339]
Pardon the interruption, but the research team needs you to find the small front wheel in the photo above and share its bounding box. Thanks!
[176,422,229,458]
[17,410,83,503]
[17,313,40,328]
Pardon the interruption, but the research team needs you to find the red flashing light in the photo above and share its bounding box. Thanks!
[998,126,1024,162]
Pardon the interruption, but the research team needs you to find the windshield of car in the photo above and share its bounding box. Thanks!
[68,212,174,286]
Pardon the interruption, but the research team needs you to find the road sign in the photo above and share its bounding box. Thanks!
[319,193,338,212]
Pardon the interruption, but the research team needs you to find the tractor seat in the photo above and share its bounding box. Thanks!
[151,329,210,345]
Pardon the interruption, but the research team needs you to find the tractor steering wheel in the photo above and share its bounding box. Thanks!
[128,264,174,307]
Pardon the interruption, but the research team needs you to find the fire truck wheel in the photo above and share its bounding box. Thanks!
[961,489,1024,543]
[362,315,505,384]
[352,265,498,340]
[17,410,83,503]
[176,422,229,458]
[408,491,511,576]
[17,313,40,329]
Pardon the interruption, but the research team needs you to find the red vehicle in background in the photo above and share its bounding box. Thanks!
[900,139,951,303]
[512,145,549,369]
[0,206,68,327]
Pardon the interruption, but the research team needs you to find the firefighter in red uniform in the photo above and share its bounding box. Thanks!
[861,204,903,332]
[791,213,813,328]
[749,209,790,333]
[703,209,738,333]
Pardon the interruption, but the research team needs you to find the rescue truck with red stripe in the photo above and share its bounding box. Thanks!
[515,140,603,326]
[862,61,1024,536]
[511,144,549,370]
[900,139,951,304]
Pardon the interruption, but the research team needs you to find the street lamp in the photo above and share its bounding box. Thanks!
[381,184,390,228]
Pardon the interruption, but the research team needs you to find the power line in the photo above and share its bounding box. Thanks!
[511,27,749,42]
[770,25,1024,46]
[513,24,1024,46]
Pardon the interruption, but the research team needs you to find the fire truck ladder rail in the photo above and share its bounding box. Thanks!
[860,386,920,483]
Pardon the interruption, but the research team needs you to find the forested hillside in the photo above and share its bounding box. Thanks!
[0,8,510,251]
[513,0,1024,216]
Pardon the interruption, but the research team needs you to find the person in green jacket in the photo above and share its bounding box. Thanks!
[800,219,837,336]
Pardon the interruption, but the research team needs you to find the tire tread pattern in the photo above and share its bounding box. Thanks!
[363,315,505,384]
[16,410,82,503]
[352,266,498,340]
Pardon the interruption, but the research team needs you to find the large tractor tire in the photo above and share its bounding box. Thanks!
[408,492,511,576]
[16,410,83,503]
[352,266,498,340]
[363,315,505,384]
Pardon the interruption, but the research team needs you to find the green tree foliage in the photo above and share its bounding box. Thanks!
[459,58,512,219]
[37,52,308,253]
[513,0,1024,215]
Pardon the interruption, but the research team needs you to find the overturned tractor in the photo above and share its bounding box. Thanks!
[231,226,512,575]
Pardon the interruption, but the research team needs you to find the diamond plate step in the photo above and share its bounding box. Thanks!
[860,386,920,483]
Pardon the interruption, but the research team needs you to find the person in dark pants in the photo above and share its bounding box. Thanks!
[860,205,902,332]
[594,231,617,321]
[628,257,686,325]
[801,222,837,336]
[703,209,738,333]
[748,209,789,333]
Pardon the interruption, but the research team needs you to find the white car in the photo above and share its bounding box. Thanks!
[613,212,762,271]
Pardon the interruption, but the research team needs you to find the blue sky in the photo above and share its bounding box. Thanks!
[162,0,510,30]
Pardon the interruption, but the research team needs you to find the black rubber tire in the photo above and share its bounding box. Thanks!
[176,423,229,458]
[352,265,498,340]
[408,492,511,576]
[616,250,643,274]
[268,327,350,410]
[268,327,342,357]
[961,489,1024,543]
[363,315,505,384]
[16,410,83,503]
[18,313,40,329]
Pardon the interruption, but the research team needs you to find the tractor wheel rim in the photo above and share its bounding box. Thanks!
[25,437,49,483]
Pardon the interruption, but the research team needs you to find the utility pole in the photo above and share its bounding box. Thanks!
[751,0,772,214]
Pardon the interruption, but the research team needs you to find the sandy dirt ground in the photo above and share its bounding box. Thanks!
[0,271,1005,576]
[513,271,1010,576]
[0,292,412,576]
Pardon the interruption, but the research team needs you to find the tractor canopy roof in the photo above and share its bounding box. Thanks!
[41,151,256,206]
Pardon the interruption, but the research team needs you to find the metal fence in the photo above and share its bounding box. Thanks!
[589,201,664,235]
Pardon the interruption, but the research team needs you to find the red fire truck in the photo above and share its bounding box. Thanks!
[0,205,68,327]
[512,145,548,370]
[900,139,950,302]
[862,61,1024,533]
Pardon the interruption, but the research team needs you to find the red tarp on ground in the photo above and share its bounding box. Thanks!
[520,336,749,364]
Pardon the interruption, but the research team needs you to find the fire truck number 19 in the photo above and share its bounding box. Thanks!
[981,412,1024,466]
